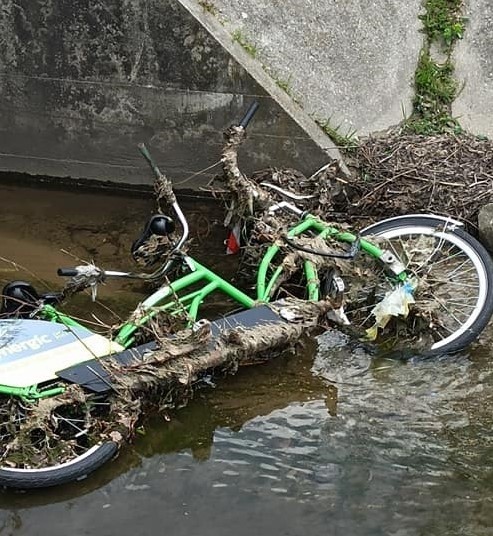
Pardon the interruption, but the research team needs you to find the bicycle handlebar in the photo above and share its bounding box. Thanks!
[57,268,79,277]
[138,142,163,181]
[58,102,291,287]
[239,100,260,129]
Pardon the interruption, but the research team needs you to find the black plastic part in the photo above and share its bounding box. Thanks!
[57,341,158,393]
[239,101,260,129]
[131,214,175,260]
[150,215,175,236]
[57,268,78,277]
[1,281,40,317]
[56,305,284,393]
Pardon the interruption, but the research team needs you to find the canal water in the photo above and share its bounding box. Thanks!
[0,181,492,536]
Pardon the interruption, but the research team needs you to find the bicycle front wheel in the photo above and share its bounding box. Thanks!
[0,392,119,489]
[347,216,493,355]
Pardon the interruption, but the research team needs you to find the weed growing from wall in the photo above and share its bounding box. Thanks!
[405,0,466,134]
[232,29,257,58]
[316,119,358,152]
[420,0,465,47]
[198,0,218,16]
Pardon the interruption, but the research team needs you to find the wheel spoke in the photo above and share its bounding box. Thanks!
[428,249,464,267]
[429,292,464,329]
[0,393,111,474]
[445,259,474,279]
[426,279,480,290]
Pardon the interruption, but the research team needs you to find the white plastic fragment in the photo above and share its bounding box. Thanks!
[366,280,416,340]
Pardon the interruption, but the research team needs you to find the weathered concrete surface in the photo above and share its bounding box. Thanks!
[453,0,493,138]
[478,203,493,253]
[178,0,347,171]
[0,0,338,188]
[199,0,424,136]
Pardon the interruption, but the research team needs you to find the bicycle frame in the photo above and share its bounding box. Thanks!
[0,208,408,404]
[113,214,407,348]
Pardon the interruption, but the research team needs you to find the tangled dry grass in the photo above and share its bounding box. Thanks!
[348,132,493,227]
[228,132,493,233]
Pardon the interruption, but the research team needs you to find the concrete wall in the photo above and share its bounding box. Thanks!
[204,0,424,136]
[2,0,492,190]
[0,0,332,187]
[453,0,493,138]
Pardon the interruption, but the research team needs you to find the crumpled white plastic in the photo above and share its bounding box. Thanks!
[366,280,417,340]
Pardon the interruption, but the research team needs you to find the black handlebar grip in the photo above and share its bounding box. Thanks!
[239,101,260,129]
[57,268,78,277]
[138,142,162,180]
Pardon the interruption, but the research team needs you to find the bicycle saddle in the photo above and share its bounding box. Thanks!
[131,214,175,262]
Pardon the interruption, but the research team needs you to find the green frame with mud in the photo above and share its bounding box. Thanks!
[0,213,403,402]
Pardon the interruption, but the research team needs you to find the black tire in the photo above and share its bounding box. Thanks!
[0,441,118,489]
[352,215,493,355]
[0,395,120,489]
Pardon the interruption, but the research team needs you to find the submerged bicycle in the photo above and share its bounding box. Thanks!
[0,102,492,489]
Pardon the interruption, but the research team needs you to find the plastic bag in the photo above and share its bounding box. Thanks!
[366,281,416,340]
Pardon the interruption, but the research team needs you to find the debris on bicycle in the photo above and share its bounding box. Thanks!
[62,264,105,301]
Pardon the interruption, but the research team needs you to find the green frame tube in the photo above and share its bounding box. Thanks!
[0,383,65,402]
[115,258,255,347]
[257,215,386,301]
[118,216,394,344]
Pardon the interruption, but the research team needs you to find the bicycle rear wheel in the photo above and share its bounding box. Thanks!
[347,215,493,355]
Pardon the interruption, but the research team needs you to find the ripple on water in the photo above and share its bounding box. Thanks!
[187,326,493,533]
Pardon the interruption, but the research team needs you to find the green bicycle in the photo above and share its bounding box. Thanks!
[0,102,492,488]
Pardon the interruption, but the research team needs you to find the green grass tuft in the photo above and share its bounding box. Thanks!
[405,52,461,135]
[317,119,358,151]
[415,52,457,104]
[420,0,466,48]
[406,1,466,134]
[198,0,218,16]
[275,77,293,95]
[232,30,258,58]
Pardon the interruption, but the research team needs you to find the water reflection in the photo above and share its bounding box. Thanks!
[1,336,492,536]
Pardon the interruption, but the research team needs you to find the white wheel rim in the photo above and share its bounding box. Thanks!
[0,444,105,474]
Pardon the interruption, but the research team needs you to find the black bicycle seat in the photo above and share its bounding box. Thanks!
[131,214,175,261]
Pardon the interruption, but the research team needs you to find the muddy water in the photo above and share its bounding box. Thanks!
[1,182,493,536]
[0,182,233,328]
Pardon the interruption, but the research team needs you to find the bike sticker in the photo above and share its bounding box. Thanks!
[0,319,124,387]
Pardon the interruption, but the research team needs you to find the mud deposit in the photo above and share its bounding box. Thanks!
[0,182,492,536]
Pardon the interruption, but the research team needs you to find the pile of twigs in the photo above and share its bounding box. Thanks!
[349,132,493,227]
